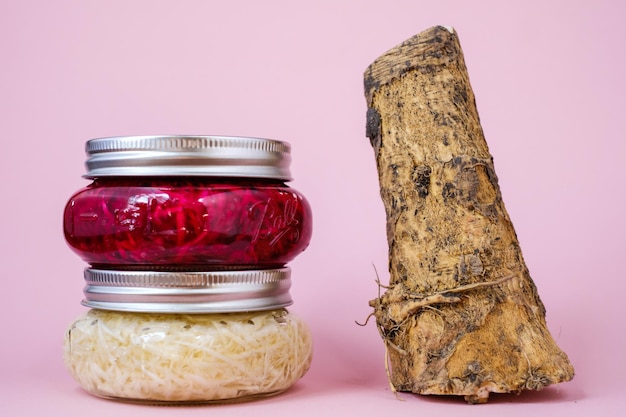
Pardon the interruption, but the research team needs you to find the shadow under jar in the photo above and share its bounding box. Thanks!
[63,135,312,271]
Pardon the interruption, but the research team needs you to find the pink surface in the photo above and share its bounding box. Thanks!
[1,0,624,415]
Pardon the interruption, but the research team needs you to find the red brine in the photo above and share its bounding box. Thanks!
[64,178,312,269]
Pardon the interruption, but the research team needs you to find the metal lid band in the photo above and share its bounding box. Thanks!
[83,135,292,180]
[82,268,293,313]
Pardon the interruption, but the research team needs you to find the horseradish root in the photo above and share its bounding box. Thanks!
[363,26,574,403]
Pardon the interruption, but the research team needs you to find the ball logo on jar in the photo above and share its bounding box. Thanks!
[248,195,300,246]
[249,196,301,247]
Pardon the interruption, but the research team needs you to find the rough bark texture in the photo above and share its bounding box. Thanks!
[364,26,574,403]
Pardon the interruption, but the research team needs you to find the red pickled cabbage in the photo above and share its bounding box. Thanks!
[63,178,312,269]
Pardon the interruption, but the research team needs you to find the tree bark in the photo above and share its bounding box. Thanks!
[363,26,574,403]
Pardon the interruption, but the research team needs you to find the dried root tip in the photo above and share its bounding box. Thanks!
[355,313,375,327]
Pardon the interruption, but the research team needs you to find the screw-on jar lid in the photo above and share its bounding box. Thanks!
[82,268,293,313]
[84,135,292,180]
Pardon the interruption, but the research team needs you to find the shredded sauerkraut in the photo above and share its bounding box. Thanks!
[63,309,312,403]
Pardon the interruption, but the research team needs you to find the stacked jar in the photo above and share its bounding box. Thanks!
[62,135,313,404]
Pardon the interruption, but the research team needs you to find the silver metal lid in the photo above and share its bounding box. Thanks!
[82,268,293,313]
[84,135,292,180]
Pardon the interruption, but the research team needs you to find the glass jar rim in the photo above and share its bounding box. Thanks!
[83,135,292,180]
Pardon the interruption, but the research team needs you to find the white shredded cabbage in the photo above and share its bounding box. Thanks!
[63,309,312,403]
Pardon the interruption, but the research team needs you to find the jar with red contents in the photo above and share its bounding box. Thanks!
[62,135,313,404]
[64,135,312,271]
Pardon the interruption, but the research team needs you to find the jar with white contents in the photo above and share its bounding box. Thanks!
[62,136,313,404]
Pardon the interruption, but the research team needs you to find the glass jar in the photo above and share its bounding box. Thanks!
[63,136,312,270]
[63,269,313,404]
[62,136,313,404]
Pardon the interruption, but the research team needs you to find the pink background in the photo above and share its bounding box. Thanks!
[1,0,624,415]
